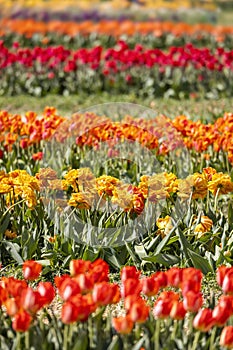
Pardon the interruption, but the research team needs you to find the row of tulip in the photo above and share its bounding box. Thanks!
[0,41,232,97]
[1,19,231,43]
[1,166,233,210]
[1,259,233,349]
[1,108,233,169]
[0,0,217,11]
[5,7,217,25]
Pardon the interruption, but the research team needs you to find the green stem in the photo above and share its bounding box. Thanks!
[25,331,30,349]
[154,318,160,350]
[63,324,69,350]
[16,332,21,350]
[191,331,200,350]
[214,188,220,212]
[171,320,178,340]
[209,327,217,350]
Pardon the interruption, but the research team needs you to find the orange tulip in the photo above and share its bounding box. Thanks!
[4,297,19,316]
[112,315,134,334]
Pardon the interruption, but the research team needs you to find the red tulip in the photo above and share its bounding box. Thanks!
[151,271,167,288]
[121,278,142,298]
[37,282,55,305]
[22,260,42,280]
[222,270,233,294]
[69,294,96,321]
[12,311,32,332]
[20,287,44,314]
[0,285,8,305]
[92,282,120,305]
[32,152,43,161]
[127,298,149,323]
[2,277,28,298]
[89,259,109,283]
[216,266,232,287]
[141,276,159,297]
[220,326,233,348]
[70,259,91,276]
[54,274,70,289]
[218,295,233,313]
[166,267,183,288]
[58,277,81,301]
[170,301,186,320]
[212,304,231,327]
[181,279,202,295]
[182,267,203,284]
[153,291,179,319]
[74,273,94,293]
[193,308,214,332]
[121,266,140,282]
[61,301,79,324]
[183,291,203,312]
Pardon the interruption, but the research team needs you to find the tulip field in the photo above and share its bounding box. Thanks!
[1,1,233,349]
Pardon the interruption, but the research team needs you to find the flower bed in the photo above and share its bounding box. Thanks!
[1,259,233,349]
[0,42,232,97]
[0,107,233,273]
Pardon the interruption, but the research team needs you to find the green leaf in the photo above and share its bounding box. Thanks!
[106,335,122,350]
[0,212,10,235]
[143,253,179,267]
[132,337,146,350]
[82,246,99,261]
[176,227,193,261]
[71,330,88,350]
[228,202,233,228]
[35,259,51,266]
[3,241,23,264]
[134,244,147,259]
[125,242,140,265]
[144,235,161,252]
[187,248,213,274]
